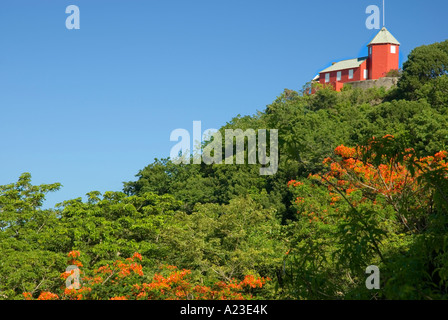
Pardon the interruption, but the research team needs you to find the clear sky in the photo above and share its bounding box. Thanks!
[0,0,447,208]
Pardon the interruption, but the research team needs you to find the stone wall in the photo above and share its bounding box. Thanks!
[345,77,399,91]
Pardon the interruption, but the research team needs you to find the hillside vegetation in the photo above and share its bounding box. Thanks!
[1,40,448,300]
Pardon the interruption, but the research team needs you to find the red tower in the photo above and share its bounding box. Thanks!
[367,27,400,80]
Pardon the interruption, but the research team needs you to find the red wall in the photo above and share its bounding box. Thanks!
[318,60,369,91]
[368,44,400,80]
[357,60,368,81]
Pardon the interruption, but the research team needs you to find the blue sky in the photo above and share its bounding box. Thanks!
[0,0,447,208]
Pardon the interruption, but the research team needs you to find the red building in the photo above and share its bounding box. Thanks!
[315,27,400,91]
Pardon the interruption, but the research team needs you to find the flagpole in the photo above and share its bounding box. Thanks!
[383,0,385,27]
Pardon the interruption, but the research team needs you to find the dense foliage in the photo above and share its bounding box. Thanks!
[1,40,448,300]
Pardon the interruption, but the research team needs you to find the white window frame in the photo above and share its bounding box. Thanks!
[325,73,330,83]
[348,69,354,80]
[391,45,396,54]
[364,69,368,79]
[337,71,341,81]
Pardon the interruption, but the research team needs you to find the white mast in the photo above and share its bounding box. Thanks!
[383,0,386,27]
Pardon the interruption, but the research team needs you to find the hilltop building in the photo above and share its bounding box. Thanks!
[314,27,400,91]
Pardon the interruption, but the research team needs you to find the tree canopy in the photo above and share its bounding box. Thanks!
[2,40,448,300]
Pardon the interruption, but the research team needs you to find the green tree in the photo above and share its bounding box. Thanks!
[398,40,448,100]
[0,173,67,299]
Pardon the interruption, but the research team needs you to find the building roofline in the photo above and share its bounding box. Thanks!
[368,27,400,46]
[318,56,368,74]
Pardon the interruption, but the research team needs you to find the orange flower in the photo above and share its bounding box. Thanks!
[132,252,143,261]
[23,292,33,300]
[434,151,447,160]
[334,145,356,158]
[110,296,128,300]
[287,180,297,187]
[68,250,81,258]
[37,292,59,300]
